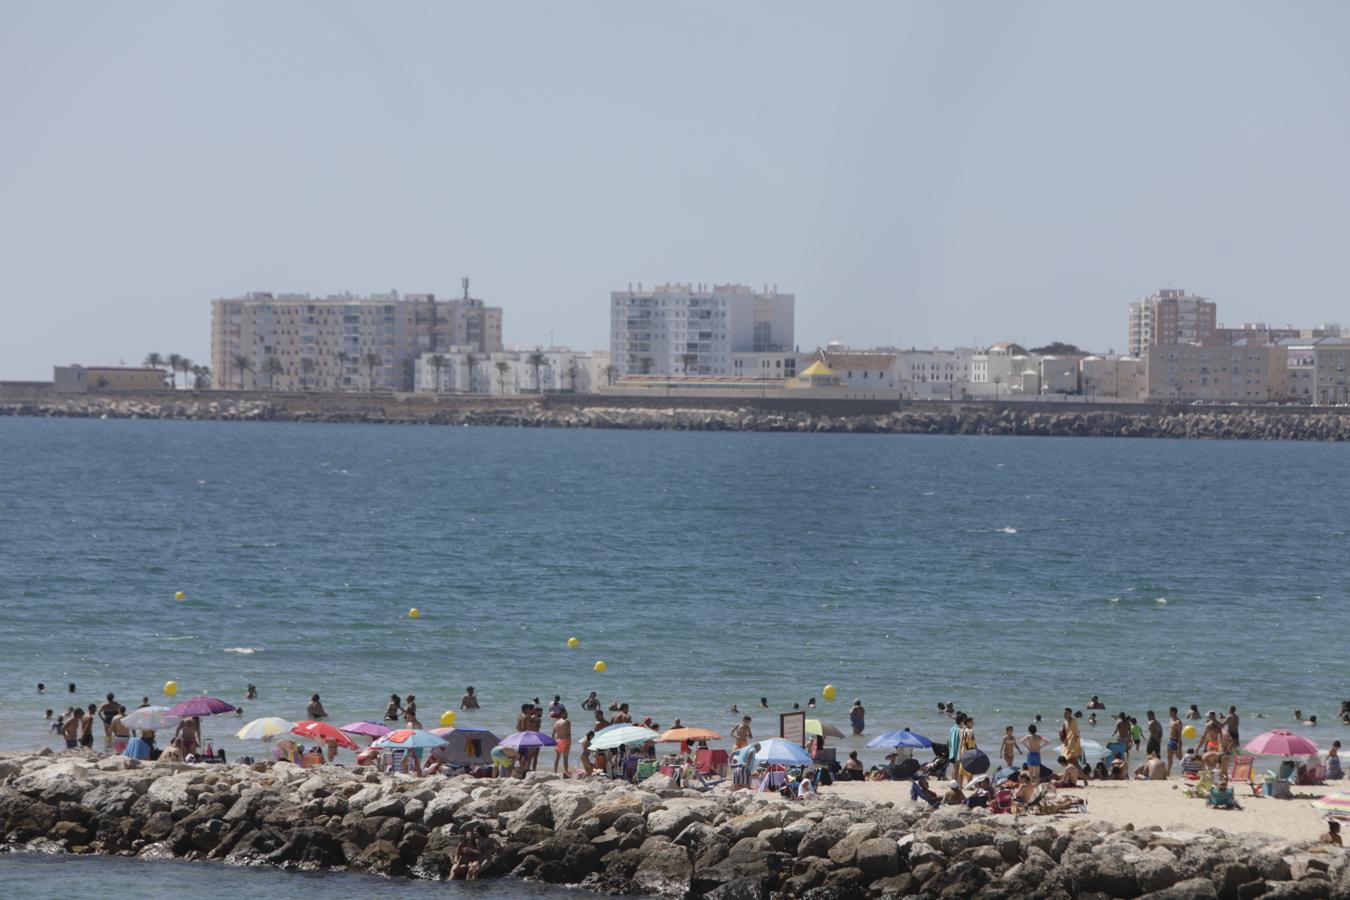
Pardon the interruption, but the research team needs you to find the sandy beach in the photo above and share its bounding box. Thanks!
[821,777,1338,842]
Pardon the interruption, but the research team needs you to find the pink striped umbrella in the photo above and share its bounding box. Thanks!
[1243,729,1318,757]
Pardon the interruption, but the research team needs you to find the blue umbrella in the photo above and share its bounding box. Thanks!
[753,738,814,766]
[994,765,1019,783]
[123,736,151,760]
[866,729,934,749]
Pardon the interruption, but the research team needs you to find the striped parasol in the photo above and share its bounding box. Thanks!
[1310,790,1350,814]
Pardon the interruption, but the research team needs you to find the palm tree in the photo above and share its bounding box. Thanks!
[143,352,167,388]
[166,354,184,389]
[528,350,547,394]
[178,357,194,390]
[362,352,382,391]
[231,354,253,390]
[680,352,698,375]
[495,360,511,395]
[335,352,351,391]
[191,365,212,390]
[603,364,618,387]
[427,354,447,393]
[464,353,477,393]
[638,357,653,375]
[263,355,283,391]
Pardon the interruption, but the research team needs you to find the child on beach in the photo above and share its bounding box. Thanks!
[1020,724,1051,783]
[1000,726,1020,767]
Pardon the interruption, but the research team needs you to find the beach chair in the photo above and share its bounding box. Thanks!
[1184,770,1215,798]
[1206,784,1240,810]
[1228,756,1257,794]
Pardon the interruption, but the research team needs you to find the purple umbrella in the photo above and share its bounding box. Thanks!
[167,696,238,718]
[340,721,393,738]
[498,730,557,750]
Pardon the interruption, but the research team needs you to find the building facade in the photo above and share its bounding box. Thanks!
[1127,289,1216,357]
[53,366,168,393]
[210,286,503,391]
[1284,339,1350,404]
[415,349,611,395]
[1079,356,1146,401]
[1145,341,1288,402]
[609,283,794,377]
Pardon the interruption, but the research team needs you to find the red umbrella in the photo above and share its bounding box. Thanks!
[292,720,359,750]
[1243,729,1318,757]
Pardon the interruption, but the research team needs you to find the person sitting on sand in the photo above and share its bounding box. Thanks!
[910,776,940,808]
[1012,772,1037,809]
[1092,761,1110,781]
[158,738,186,763]
[578,731,595,775]
[842,750,864,781]
[1181,748,1202,779]
[1322,821,1342,846]
[797,773,817,799]
[942,779,965,806]
[1133,751,1167,780]
[1053,755,1084,787]
[1207,776,1240,810]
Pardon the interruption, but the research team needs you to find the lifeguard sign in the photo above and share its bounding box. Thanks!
[779,711,806,747]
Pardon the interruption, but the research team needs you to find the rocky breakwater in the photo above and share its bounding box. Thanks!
[0,396,277,421]
[2,752,1348,899]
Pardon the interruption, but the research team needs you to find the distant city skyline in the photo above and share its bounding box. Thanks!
[3,2,1350,380]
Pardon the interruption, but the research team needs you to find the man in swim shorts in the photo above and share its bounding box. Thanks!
[61,708,82,749]
[552,710,572,774]
[1166,707,1184,775]
[1020,724,1050,784]
[110,706,130,754]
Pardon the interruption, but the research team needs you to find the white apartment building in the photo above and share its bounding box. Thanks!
[730,352,798,381]
[1079,356,1146,401]
[896,348,975,399]
[968,343,1027,394]
[415,349,611,395]
[610,283,794,376]
[1145,341,1288,402]
[1283,338,1350,404]
[1127,288,1216,357]
[211,286,503,391]
[1038,357,1081,395]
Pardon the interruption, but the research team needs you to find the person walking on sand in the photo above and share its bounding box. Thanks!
[849,699,865,736]
[551,710,572,774]
[1166,707,1184,775]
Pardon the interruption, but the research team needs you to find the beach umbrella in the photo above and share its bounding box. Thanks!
[867,729,933,749]
[167,696,238,718]
[753,738,814,767]
[430,725,500,740]
[340,721,393,739]
[235,717,295,741]
[498,730,558,751]
[371,729,449,750]
[589,726,658,750]
[1311,790,1350,814]
[292,720,359,750]
[1059,739,1108,762]
[121,707,179,731]
[1244,730,1319,757]
[994,765,1019,783]
[959,749,991,775]
[661,726,723,743]
[122,736,151,760]
[804,720,846,739]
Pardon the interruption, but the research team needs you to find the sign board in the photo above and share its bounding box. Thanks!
[779,711,806,747]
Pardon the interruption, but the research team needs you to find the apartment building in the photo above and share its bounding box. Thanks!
[609,283,794,376]
[1079,356,1146,401]
[1145,341,1288,402]
[1127,289,1216,357]
[1283,338,1350,404]
[210,286,503,391]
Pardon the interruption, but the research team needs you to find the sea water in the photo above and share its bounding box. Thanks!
[1,417,1346,892]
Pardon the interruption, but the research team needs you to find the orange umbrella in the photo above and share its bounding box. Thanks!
[292,720,359,750]
[660,726,722,742]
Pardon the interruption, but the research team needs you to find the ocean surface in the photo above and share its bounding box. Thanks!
[1,417,1346,893]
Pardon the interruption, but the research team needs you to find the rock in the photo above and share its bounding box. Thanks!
[647,798,719,836]
[632,839,693,895]
[855,837,901,879]
[422,790,467,827]
[724,804,800,840]
[798,816,851,858]
[547,789,593,826]
[504,792,554,833]
[1139,877,1221,899]
[362,796,405,819]
[572,793,647,831]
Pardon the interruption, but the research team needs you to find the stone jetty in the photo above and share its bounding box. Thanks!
[1,751,1346,898]
[5,393,1350,442]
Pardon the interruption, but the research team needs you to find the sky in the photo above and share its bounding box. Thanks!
[2,1,1349,379]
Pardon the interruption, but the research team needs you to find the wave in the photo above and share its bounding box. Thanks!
[223,647,260,655]
[997,527,1018,534]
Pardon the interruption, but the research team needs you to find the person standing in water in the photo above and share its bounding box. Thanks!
[849,699,865,736]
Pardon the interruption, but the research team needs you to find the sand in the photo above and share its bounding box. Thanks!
[820,778,1338,842]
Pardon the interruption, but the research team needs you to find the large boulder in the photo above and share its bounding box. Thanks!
[633,838,694,896]
[572,792,649,832]
[856,837,901,879]
[724,804,800,841]
[546,789,593,826]
[798,816,851,859]
[647,798,719,837]
[81,782,140,818]
[827,822,880,866]
[422,790,468,828]
[505,793,554,833]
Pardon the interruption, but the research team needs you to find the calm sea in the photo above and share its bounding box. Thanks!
[1,417,1346,893]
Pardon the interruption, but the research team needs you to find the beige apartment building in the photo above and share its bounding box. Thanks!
[53,366,168,393]
[210,285,503,391]
[1128,289,1216,357]
[1145,341,1288,402]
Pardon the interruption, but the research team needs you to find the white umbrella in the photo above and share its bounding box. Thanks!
[590,726,660,750]
[122,707,179,731]
[1059,739,1109,762]
[236,717,296,741]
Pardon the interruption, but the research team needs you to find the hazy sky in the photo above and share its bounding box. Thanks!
[3,2,1349,379]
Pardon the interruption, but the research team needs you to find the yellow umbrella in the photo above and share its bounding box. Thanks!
[235,717,295,741]
[806,719,846,739]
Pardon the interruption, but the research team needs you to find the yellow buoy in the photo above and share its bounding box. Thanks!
[822,684,837,701]
[1182,724,1197,740]
[408,608,420,619]
[593,660,607,673]
[174,591,185,600]
[440,710,456,727]
[163,680,178,696]
[567,636,579,648]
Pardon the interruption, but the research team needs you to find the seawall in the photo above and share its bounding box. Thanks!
[1,751,1346,898]
[4,389,1350,441]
